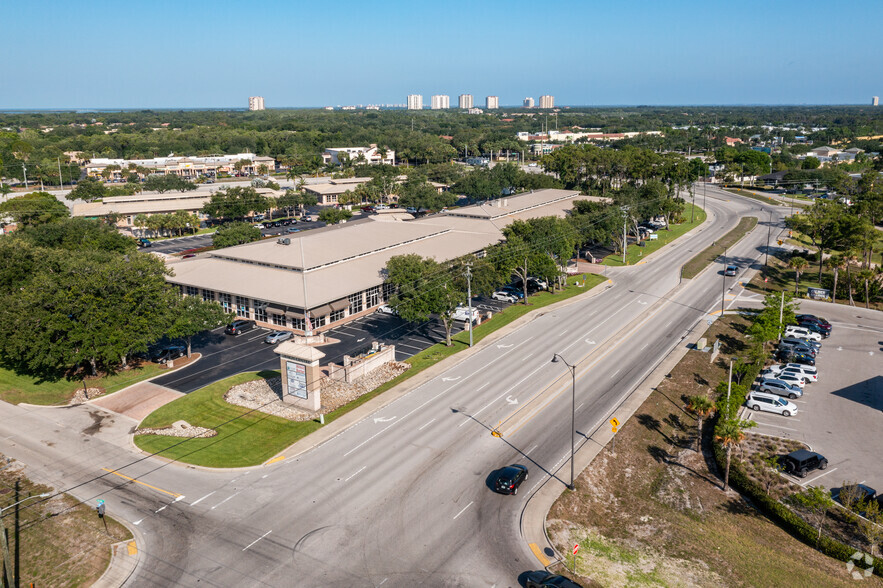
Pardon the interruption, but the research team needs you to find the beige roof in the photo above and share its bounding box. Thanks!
[73,197,212,217]
[304,179,371,196]
[444,189,580,219]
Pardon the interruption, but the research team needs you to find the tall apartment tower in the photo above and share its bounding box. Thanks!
[458,94,473,109]
[539,95,554,109]
[430,95,450,109]
[874,96,880,106]
[523,97,535,108]
[485,96,499,109]
[407,95,423,110]
[248,96,265,111]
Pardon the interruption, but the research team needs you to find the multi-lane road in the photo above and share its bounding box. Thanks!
[0,185,785,586]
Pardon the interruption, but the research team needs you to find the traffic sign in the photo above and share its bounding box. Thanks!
[610,418,620,428]
[612,425,618,433]
[573,543,579,555]
[491,430,502,438]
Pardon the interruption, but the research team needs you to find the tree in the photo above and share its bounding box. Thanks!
[857,498,883,557]
[791,486,835,543]
[318,208,353,225]
[168,295,232,357]
[212,222,262,249]
[202,186,266,220]
[801,156,821,170]
[858,268,875,309]
[825,254,844,303]
[715,418,756,491]
[785,200,848,281]
[67,176,106,201]
[15,217,135,254]
[788,256,808,296]
[397,175,456,212]
[143,174,196,194]
[686,395,715,452]
[0,191,70,226]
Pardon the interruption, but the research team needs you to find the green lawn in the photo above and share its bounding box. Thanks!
[603,203,706,267]
[134,273,607,467]
[0,362,167,406]
[722,187,790,206]
[682,217,759,279]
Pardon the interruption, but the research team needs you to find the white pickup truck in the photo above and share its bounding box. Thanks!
[451,305,479,322]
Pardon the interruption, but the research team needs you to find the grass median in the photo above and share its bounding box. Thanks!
[681,216,758,279]
[723,187,783,206]
[603,203,705,267]
[134,273,607,468]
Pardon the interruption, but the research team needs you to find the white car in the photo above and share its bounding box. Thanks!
[747,391,798,417]
[452,305,479,322]
[784,326,822,342]
[781,365,818,383]
[376,304,398,315]
[491,291,518,303]
[773,372,806,388]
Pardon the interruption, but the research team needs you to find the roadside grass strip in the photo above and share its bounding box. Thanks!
[603,203,706,267]
[681,216,758,279]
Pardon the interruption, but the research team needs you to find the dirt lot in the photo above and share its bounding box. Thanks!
[547,315,882,587]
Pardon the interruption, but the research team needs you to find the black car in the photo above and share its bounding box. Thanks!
[780,449,828,478]
[494,464,528,495]
[225,320,254,335]
[150,345,185,364]
[776,350,816,366]
[798,321,830,338]
[525,572,584,588]
[796,314,831,328]
[137,238,152,248]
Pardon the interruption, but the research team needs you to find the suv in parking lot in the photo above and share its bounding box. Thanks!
[780,449,828,478]
[776,350,816,366]
[746,391,798,416]
[758,378,803,399]
[784,326,822,342]
[225,320,254,335]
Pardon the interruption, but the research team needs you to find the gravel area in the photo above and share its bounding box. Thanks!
[136,420,217,438]
[70,387,104,404]
[224,361,411,422]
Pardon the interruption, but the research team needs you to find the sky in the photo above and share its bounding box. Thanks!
[5,0,883,109]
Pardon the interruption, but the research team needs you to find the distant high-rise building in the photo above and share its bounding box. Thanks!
[486,96,499,109]
[523,97,535,108]
[407,95,423,110]
[248,96,265,111]
[874,96,880,106]
[459,94,473,109]
[430,95,450,110]
[539,95,554,109]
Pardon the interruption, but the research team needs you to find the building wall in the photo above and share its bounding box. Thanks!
[248,96,265,111]
[486,96,499,109]
[539,95,554,109]
[458,94,473,109]
[407,95,423,110]
[430,95,450,109]
[523,97,534,108]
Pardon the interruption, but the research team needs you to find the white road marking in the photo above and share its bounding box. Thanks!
[345,466,366,482]
[261,474,269,479]
[190,491,215,506]
[476,382,490,392]
[641,343,649,350]
[506,396,519,405]
[133,519,143,525]
[373,416,396,424]
[242,530,272,551]
[418,418,436,431]
[211,492,240,510]
[751,421,801,431]
[155,505,166,513]
[559,330,568,335]
[526,444,538,456]
[441,376,461,382]
[576,402,585,410]
[800,468,838,487]
[452,501,474,520]
[610,369,621,378]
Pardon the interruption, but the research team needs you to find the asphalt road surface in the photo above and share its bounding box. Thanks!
[0,185,806,586]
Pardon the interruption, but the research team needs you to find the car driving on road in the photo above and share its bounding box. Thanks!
[724,264,738,276]
[494,464,528,495]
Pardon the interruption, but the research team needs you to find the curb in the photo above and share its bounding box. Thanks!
[92,518,143,588]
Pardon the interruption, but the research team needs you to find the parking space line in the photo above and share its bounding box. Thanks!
[800,467,838,487]
[452,501,474,520]
[418,419,435,431]
[751,421,801,431]
[242,530,272,551]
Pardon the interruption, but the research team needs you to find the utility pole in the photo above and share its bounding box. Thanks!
[703,179,707,212]
[621,206,629,264]
[764,210,772,267]
[465,262,474,348]
[726,359,733,412]
[779,291,785,337]
[13,480,18,588]
[21,164,27,190]
[57,158,64,192]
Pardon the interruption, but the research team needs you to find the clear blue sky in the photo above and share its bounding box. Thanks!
[7,0,883,109]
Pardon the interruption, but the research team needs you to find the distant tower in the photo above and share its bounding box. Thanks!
[407,95,423,110]
[485,96,499,109]
[248,96,265,111]
[539,95,554,109]
[523,97,535,108]
[874,96,880,106]
[430,95,450,109]
[458,94,473,109]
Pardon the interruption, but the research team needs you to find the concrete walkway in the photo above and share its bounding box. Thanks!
[90,381,183,423]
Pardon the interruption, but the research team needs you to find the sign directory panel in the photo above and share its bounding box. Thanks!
[286,360,307,399]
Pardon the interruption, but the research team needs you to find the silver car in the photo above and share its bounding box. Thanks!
[265,330,293,344]
[758,378,803,399]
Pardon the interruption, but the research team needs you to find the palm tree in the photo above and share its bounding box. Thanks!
[825,254,844,303]
[858,268,875,309]
[788,256,808,297]
[686,395,715,452]
[843,248,859,306]
[715,418,756,492]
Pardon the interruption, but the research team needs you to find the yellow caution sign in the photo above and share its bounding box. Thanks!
[491,430,502,438]
[610,418,620,428]
[612,425,618,433]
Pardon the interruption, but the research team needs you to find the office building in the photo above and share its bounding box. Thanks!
[874,96,880,106]
[486,96,499,109]
[430,95,450,110]
[248,96,265,111]
[458,94,473,109]
[322,145,396,167]
[407,95,423,110]
[539,95,554,109]
[523,97,535,108]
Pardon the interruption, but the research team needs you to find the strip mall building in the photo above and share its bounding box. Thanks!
[166,189,582,334]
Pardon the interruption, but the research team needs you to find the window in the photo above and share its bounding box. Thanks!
[382,283,395,303]
[254,302,267,322]
[236,296,250,317]
[186,286,199,297]
[201,289,215,302]
[348,292,364,314]
[219,293,232,312]
[328,309,346,323]
[366,286,380,308]
[290,317,305,331]
[272,314,287,326]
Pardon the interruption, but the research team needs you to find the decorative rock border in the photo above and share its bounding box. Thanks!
[136,420,217,438]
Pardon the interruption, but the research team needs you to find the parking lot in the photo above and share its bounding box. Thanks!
[743,301,883,493]
[152,295,511,394]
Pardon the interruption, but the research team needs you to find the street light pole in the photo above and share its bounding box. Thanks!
[721,248,728,317]
[765,210,772,267]
[551,354,577,490]
[465,262,474,348]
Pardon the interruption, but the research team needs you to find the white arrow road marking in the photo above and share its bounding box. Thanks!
[585,339,596,345]
[442,376,461,382]
[133,519,143,525]
[356,338,365,342]
[506,396,518,405]
[497,344,513,349]
[373,416,396,423]
[837,346,843,351]
[637,300,648,305]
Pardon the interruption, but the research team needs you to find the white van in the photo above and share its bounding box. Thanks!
[746,391,798,417]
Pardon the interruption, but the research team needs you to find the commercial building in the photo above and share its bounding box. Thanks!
[407,95,423,110]
[85,153,277,181]
[523,97,535,108]
[874,96,880,106]
[458,94,473,109]
[167,189,582,334]
[539,95,554,109]
[486,96,499,110]
[249,96,265,111]
[322,145,395,167]
[430,95,450,110]
[302,178,373,205]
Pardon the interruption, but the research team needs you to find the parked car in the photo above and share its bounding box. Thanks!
[784,326,822,342]
[491,290,518,303]
[776,350,816,366]
[452,305,480,322]
[758,378,803,399]
[832,483,877,506]
[770,372,806,389]
[265,330,293,344]
[501,285,525,299]
[225,320,255,335]
[376,304,398,315]
[493,464,528,495]
[780,367,817,383]
[137,238,152,248]
[798,321,830,338]
[782,336,821,352]
[724,264,738,276]
[405,207,418,214]
[780,449,828,478]
[746,391,798,416]
[778,340,816,357]
[375,204,389,210]
[525,572,584,588]
[796,314,831,329]
[151,345,185,364]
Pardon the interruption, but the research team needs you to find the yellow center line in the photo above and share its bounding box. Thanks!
[101,468,182,498]
[529,542,551,566]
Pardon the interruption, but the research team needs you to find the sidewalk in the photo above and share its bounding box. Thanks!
[92,519,142,588]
